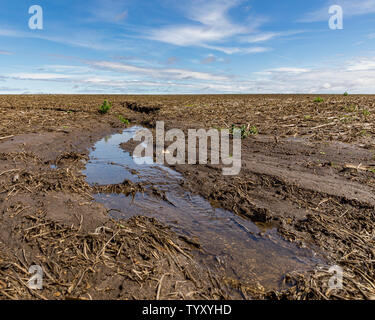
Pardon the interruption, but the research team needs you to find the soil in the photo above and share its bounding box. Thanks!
[1,94,375,300]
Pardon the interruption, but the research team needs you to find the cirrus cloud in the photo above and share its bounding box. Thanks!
[146,0,270,54]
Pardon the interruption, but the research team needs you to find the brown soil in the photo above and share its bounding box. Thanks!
[1,94,375,300]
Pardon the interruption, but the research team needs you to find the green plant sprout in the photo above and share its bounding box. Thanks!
[98,99,112,114]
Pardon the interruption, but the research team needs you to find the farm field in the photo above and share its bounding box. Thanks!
[0,94,375,300]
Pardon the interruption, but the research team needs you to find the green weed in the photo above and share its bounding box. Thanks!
[345,105,357,112]
[230,124,258,139]
[118,115,130,125]
[314,97,324,103]
[98,100,112,114]
[363,109,371,116]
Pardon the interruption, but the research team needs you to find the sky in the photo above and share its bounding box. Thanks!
[0,0,375,94]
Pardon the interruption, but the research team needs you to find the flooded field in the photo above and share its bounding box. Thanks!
[83,126,321,288]
[1,94,375,300]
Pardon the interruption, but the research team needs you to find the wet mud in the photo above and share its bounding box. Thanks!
[1,94,375,299]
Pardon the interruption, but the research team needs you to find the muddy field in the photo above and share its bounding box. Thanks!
[0,94,375,300]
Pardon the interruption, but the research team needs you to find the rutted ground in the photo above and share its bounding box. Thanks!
[0,102,226,300]
[1,94,375,299]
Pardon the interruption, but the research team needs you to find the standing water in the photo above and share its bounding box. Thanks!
[83,126,321,289]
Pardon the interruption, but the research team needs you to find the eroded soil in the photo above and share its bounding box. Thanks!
[1,94,375,300]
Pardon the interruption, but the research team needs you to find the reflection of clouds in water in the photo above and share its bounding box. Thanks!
[83,126,321,289]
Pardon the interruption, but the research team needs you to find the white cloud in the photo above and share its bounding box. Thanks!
[87,0,128,23]
[147,0,265,54]
[346,58,375,71]
[88,60,229,81]
[255,67,310,75]
[149,25,233,47]
[0,50,12,55]
[241,32,279,43]
[9,73,70,80]
[0,86,26,92]
[36,65,91,74]
[0,27,117,51]
[5,53,375,94]
[240,30,305,43]
[202,44,270,54]
[248,57,375,93]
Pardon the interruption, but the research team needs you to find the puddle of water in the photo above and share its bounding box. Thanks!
[83,126,321,289]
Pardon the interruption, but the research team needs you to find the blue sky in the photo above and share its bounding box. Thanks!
[1,0,375,94]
